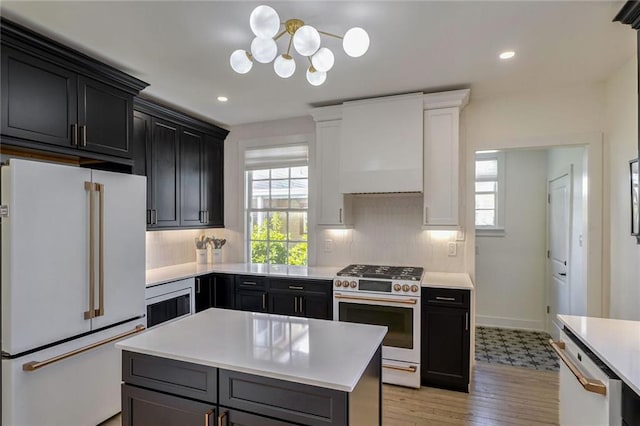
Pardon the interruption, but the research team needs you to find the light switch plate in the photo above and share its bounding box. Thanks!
[448,242,457,256]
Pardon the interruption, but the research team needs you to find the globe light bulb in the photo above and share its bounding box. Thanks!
[229,49,253,74]
[311,47,335,72]
[249,5,280,39]
[293,25,321,57]
[250,37,277,63]
[274,54,296,78]
[306,66,326,86]
[343,27,369,58]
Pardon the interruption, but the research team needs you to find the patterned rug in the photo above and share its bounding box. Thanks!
[475,326,559,371]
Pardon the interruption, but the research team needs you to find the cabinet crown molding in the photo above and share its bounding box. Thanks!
[422,89,470,110]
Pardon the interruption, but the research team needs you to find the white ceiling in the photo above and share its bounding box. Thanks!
[1,1,634,128]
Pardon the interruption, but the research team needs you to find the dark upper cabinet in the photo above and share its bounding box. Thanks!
[421,288,470,392]
[77,76,132,158]
[1,46,77,148]
[0,19,147,164]
[150,117,180,228]
[180,128,204,227]
[133,97,228,230]
[203,135,225,227]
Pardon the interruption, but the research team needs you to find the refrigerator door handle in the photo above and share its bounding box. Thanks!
[84,182,96,320]
[22,325,145,372]
[95,183,105,317]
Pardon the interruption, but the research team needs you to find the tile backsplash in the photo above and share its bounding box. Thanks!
[146,229,229,269]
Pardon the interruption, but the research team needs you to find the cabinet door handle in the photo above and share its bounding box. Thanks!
[435,296,456,302]
[199,211,203,223]
[339,208,342,223]
[288,285,304,290]
[146,209,152,225]
[71,124,78,146]
[80,125,87,147]
[299,296,304,314]
[424,206,429,224]
[294,296,298,313]
[217,410,228,426]
[204,409,213,426]
[152,209,158,225]
[196,278,201,294]
[465,312,469,331]
[205,210,209,224]
[262,293,266,310]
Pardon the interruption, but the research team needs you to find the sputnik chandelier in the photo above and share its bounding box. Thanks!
[229,5,370,86]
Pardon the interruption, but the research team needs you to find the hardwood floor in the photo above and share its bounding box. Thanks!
[101,362,558,426]
[384,362,559,426]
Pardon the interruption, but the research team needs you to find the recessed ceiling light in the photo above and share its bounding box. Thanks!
[499,51,515,60]
[217,96,228,102]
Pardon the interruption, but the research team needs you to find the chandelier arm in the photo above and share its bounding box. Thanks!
[318,30,343,40]
[274,30,288,41]
[286,34,293,56]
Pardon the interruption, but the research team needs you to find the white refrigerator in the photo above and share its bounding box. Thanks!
[1,159,146,426]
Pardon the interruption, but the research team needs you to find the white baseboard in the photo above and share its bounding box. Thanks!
[475,315,545,332]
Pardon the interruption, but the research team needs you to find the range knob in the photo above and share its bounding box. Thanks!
[350,281,357,288]
[411,285,419,293]
[393,284,401,292]
[402,284,410,292]
[335,280,342,287]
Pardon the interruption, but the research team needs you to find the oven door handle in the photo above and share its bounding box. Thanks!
[334,294,418,305]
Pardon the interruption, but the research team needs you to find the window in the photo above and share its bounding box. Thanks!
[245,144,308,265]
[475,151,505,234]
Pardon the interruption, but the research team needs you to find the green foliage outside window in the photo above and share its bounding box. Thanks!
[250,214,307,265]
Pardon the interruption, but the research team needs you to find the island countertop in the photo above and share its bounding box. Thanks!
[558,314,640,396]
[116,308,386,392]
[146,262,341,287]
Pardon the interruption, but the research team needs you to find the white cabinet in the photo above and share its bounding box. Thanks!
[422,90,470,229]
[314,118,353,228]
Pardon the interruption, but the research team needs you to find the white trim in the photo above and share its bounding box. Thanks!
[475,315,546,332]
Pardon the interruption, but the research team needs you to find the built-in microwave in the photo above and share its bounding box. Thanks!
[145,278,195,328]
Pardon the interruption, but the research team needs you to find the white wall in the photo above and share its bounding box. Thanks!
[475,150,548,330]
[547,147,588,317]
[464,84,606,317]
[604,55,640,320]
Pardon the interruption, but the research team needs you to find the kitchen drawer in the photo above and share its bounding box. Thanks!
[423,287,469,308]
[268,278,332,295]
[219,370,347,426]
[236,275,267,290]
[122,351,217,403]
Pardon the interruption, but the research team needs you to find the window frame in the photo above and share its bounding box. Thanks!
[245,165,309,265]
[475,151,506,237]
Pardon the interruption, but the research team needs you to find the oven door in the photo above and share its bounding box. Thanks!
[333,291,420,363]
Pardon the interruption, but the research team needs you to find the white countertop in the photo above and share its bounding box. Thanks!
[558,315,640,395]
[147,263,341,287]
[421,272,474,290]
[116,308,386,392]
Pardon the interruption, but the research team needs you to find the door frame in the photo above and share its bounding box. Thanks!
[467,131,604,319]
[546,167,573,336]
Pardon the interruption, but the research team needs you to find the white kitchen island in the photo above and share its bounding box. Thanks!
[116,308,386,425]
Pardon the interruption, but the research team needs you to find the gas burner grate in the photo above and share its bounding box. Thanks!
[336,264,424,281]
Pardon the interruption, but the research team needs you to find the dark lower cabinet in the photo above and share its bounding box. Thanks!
[220,408,294,426]
[622,382,640,426]
[421,287,470,392]
[268,278,332,320]
[122,384,216,426]
[195,273,235,312]
[236,289,268,313]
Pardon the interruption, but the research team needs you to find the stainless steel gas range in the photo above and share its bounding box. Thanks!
[333,264,423,388]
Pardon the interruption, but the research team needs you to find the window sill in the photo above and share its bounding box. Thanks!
[476,228,506,237]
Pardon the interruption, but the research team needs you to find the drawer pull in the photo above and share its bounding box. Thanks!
[549,339,606,395]
[288,285,304,290]
[242,281,257,286]
[435,296,456,302]
[383,364,417,373]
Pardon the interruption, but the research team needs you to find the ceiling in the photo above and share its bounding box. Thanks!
[1,1,634,128]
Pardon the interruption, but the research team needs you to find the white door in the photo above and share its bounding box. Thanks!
[1,159,92,354]
[547,173,571,339]
[89,169,146,329]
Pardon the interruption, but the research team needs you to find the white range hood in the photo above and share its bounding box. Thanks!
[339,93,424,194]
